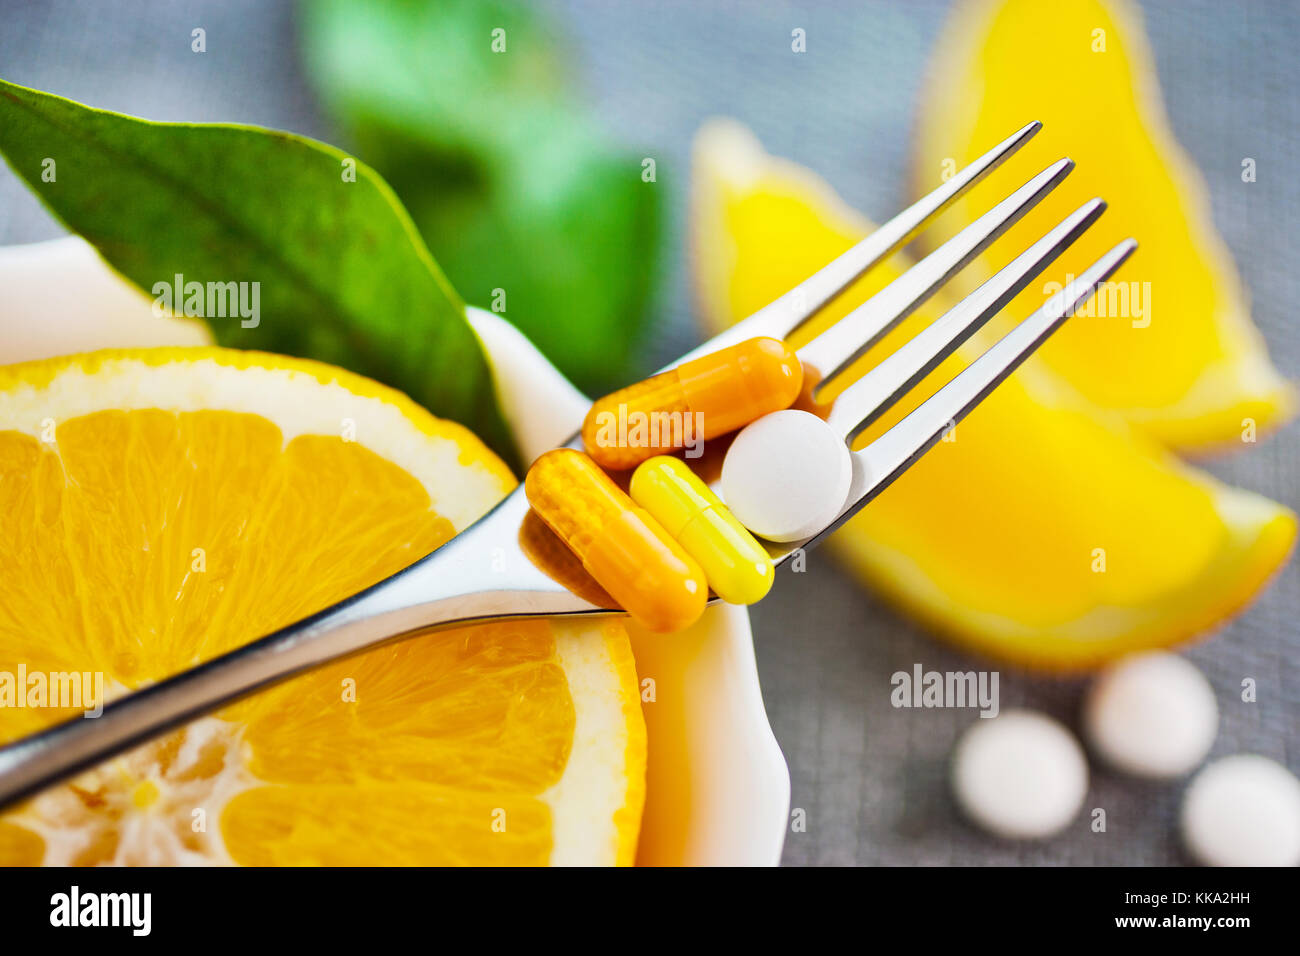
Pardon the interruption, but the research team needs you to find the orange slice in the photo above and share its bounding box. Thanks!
[913,0,1293,451]
[692,119,1294,669]
[0,348,645,865]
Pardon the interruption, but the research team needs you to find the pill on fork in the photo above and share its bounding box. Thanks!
[721,409,853,543]
[524,448,707,633]
[582,336,803,470]
[630,455,774,605]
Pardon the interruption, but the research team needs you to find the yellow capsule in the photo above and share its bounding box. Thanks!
[582,336,803,470]
[524,448,708,633]
[629,456,775,606]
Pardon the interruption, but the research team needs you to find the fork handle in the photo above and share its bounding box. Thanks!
[0,598,393,810]
[0,490,601,811]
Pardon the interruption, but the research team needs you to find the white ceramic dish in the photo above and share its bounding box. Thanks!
[0,236,791,866]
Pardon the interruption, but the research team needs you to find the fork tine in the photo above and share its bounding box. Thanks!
[825,198,1107,441]
[798,158,1074,390]
[672,121,1042,365]
[798,239,1138,547]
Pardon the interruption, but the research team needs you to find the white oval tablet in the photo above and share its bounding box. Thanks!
[1083,652,1218,779]
[951,709,1088,840]
[720,410,852,543]
[1181,754,1300,867]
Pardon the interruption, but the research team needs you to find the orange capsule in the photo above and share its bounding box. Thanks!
[524,448,708,633]
[582,336,803,470]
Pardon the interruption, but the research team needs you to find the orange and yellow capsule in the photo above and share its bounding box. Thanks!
[582,336,803,470]
[630,456,774,606]
[524,448,708,633]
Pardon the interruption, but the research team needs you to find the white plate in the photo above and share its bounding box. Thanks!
[0,237,791,866]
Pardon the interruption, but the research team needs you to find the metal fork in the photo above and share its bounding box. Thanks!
[0,121,1136,809]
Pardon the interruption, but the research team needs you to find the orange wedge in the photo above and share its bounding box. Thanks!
[0,348,645,865]
[692,119,1294,670]
[913,0,1293,451]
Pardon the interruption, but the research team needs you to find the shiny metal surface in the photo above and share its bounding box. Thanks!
[0,123,1136,810]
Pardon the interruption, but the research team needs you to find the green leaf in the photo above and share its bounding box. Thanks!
[301,0,662,395]
[0,76,518,468]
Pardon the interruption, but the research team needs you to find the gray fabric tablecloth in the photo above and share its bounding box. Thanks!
[1,0,1295,865]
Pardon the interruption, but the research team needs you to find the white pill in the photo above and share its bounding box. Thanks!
[951,709,1088,840]
[1181,754,1300,867]
[720,410,852,543]
[1083,652,1218,779]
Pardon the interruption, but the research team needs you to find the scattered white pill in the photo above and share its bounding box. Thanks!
[1181,754,1300,867]
[951,709,1088,840]
[720,409,852,543]
[1083,652,1218,779]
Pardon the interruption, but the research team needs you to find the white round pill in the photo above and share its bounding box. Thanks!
[951,709,1088,840]
[1181,754,1300,867]
[1083,652,1218,779]
[720,409,852,543]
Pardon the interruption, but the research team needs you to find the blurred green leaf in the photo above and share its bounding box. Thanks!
[0,76,517,466]
[301,0,661,394]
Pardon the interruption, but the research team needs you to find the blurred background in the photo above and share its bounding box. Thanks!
[1,0,1295,865]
